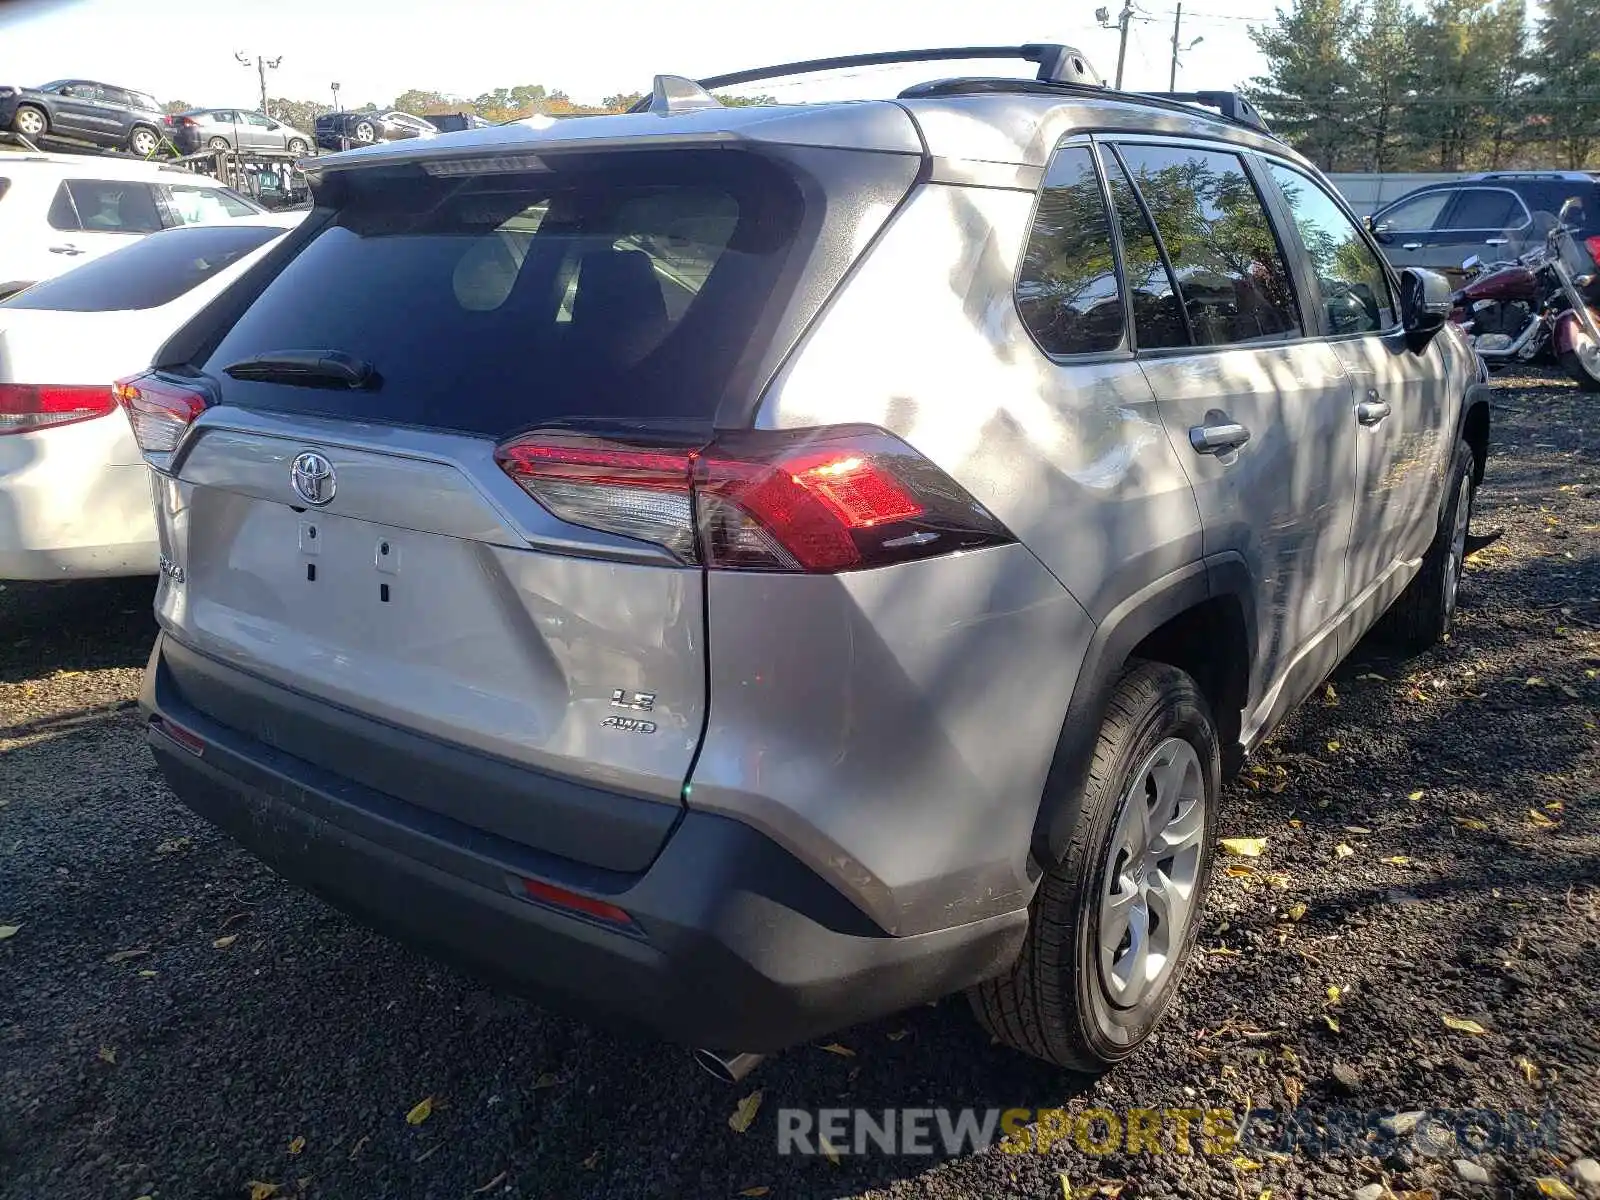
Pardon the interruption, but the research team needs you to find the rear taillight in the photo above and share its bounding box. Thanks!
[114,373,208,453]
[0,383,117,435]
[495,427,1013,573]
[1586,235,1600,264]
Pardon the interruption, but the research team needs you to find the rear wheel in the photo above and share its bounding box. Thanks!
[1379,439,1475,652]
[969,661,1220,1070]
[353,120,376,143]
[1560,322,1600,392]
[128,126,160,157]
[13,104,46,139]
[207,135,231,151]
[286,137,309,156]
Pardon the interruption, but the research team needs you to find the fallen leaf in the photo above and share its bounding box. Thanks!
[1342,825,1372,835]
[819,1042,856,1058]
[137,970,157,978]
[471,1171,508,1195]
[738,1189,771,1198]
[1454,817,1489,831]
[582,1150,601,1170]
[105,947,149,963]
[1326,740,1341,752]
[1357,672,1387,681]
[155,837,192,855]
[1327,985,1342,1004]
[1208,946,1244,957]
[886,1029,909,1042]
[1546,800,1565,813]
[1527,809,1558,827]
[1225,865,1256,878]
[405,1097,433,1126]
[1534,1179,1577,1199]
[1517,1056,1540,1084]
[1443,1015,1488,1036]
[1287,818,1303,828]
[1526,676,1547,687]
[728,1089,763,1134]
[532,1073,560,1089]
[1334,843,1355,859]
[1264,872,1292,888]
[1232,1156,1263,1171]
[1323,1015,1341,1033]
[288,1136,305,1156]
[820,1138,841,1165]
[97,1046,116,1064]
[1381,856,1412,866]
[247,1183,280,1200]
[213,935,239,950]
[1285,902,1308,922]
[1323,684,1338,706]
[1220,837,1266,857]
[1283,1076,1301,1107]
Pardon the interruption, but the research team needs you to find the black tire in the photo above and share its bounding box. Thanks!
[969,661,1220,1070]
[207,135,231,151]
[13,104,47,139]
[1377,439,1475,652]
[1559,348,1600,392]
[127,125,160,157]
[286,138,309,156]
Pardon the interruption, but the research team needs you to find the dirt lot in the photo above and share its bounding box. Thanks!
[1,369,1596,1200]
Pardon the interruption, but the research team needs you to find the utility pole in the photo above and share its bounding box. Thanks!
[234,51,283,116]
[1097,0,1137,90]
[1169,6,1204,91]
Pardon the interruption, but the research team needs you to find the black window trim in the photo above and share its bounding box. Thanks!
[1100,133,1310,359]
[1252,147,1406,342]
[1010,134,1136,365]
[1097,137,1197,351]
[1437,185,1533,234]
[47,180,83,232]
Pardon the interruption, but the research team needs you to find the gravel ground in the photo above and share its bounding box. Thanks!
[1,369,1596,1200]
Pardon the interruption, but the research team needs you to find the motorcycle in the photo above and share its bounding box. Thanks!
[1450,197,1600,392]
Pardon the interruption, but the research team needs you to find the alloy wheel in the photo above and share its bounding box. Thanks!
[1444,473,1473,620]
[15,107,45,137]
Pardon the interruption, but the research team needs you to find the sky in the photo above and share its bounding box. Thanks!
[0,0,1273,112]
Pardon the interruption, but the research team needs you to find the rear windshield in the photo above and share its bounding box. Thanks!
[203,152,804,435]
[2,223,282,312]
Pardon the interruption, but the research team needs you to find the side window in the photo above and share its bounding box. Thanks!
[1099,145,1189,349]
[1266,162,1395,335]
[1015,144,1125,356]
[1373,191,1451,235]
[61,83,102,100]
[1442,189,1525,231]
[163,184,260,224]
[100,87,133,108]
[64,180,164,233]
[1114,143,1301,347]
[47,183,79,231]
[243,112,272,128]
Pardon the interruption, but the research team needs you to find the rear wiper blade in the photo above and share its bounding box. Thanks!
[223,349,377,390]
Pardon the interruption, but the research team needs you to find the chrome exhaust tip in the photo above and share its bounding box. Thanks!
[693,1048,765,1083]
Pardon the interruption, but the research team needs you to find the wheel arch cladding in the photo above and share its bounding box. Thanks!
[1031,558,1253,867]
[1462,391,1490,485]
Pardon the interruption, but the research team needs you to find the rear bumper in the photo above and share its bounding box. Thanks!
[141,633,1025,1052]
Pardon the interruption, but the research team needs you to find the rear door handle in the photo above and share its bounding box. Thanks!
[1357,400,1392,426]
[1189,420,1251,455]
[1401,242,1423,251]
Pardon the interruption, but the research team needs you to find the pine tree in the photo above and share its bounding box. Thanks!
[1346,0,1421,171]
[1248,0,1363,168]
[1532,0,1600,167]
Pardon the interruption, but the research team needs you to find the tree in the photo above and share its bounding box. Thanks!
[1406,0,1521,169]
[162,99,192,115]
[1248,0,1363,169]
[1532,0,1600,167]
[268,97,331,134]
[1345,0,1420,171]
[391,89,451,115]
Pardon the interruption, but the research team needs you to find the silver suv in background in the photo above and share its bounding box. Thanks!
[164,108,313,157]
[126,46,1488,1076]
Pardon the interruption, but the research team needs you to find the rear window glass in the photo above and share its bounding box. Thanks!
[204,153,803,435]
[65,179,164,233]
[2,224,281,311]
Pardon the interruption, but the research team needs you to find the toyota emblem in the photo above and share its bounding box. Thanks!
[290,451,336,506]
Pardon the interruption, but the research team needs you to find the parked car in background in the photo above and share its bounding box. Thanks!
[0,154,265,299]
[165,108,313,156]
[0,79,165,157]
[314,109,437,149]
[1370,171,1600,286]
[127,53,1489,1077]
[0,216,302,580]
[423,112,492,134]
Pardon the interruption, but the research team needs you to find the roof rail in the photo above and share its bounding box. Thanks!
[627,44,1103,112]
[899,78,1273,136]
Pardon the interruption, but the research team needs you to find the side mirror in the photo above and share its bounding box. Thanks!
[1366,216,1394,245]
[1400,268,1453,352]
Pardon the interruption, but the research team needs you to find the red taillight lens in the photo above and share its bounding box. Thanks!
[1586,235,1600,265]
[114,373,208,453]
[495,427,1013,573]
[519,877,633,926]
[0,383,117,435]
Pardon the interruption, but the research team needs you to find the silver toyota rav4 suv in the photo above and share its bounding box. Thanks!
[125,45,1489,1077]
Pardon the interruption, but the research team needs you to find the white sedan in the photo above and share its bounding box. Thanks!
[0,216,302,580]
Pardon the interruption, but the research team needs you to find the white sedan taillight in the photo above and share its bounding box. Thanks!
[0,383,117,435]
